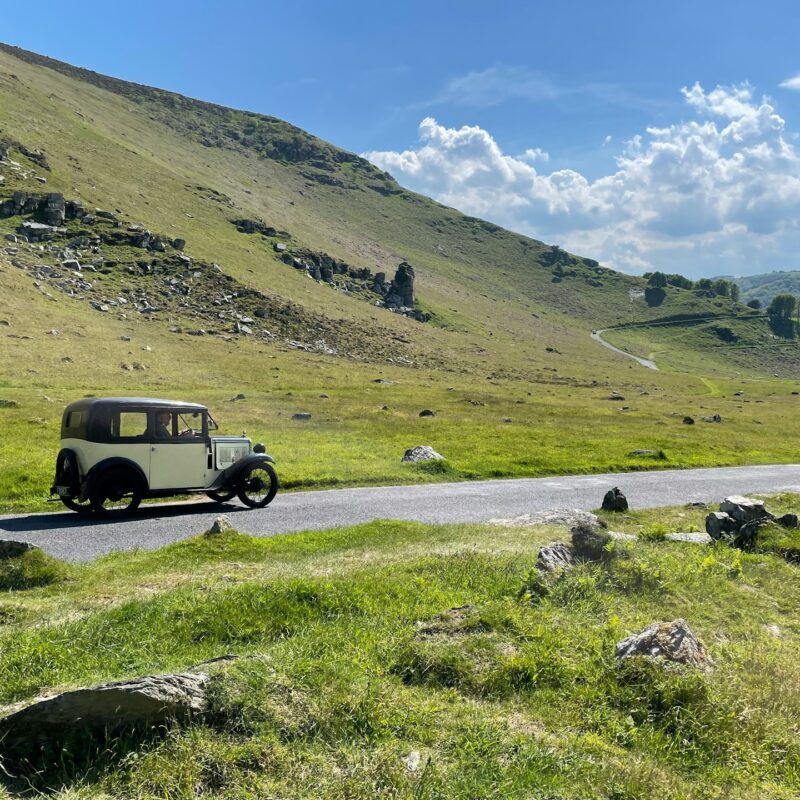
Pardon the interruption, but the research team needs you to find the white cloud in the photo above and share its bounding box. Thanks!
[364,83,800,276]
[520,147,549,163]
[779,74,800,91]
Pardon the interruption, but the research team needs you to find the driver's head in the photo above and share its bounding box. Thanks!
[157,411,171,426]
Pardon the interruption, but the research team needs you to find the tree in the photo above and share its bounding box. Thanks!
[647,271,668,288]
[746,299,761,310]
[730,283,740,302]
[712,279,731,298]
[767,294,797,319]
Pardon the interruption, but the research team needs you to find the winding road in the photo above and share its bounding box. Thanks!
[591,329,658,369]
[2,464,799,561]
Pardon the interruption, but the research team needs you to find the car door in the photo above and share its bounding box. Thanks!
[148,409,208,490]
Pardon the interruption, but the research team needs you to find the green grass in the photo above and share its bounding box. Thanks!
[1,45,800,514]
[0,504,798,798]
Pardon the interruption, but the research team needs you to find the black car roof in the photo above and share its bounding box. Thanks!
[64,397,208,413]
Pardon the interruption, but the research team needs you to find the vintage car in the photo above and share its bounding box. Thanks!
[50,397,278,514]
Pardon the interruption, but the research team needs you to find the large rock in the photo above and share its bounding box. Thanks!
[601,487,629,512]
[402,445,444,463]
[720,496,772,524]
[536,542,574,573]
[489,509,601,528]
[705,511,738,540]
[0,672,210,761]
[615,619,714,670]
[0,540,39,559]
[571,522,612,560]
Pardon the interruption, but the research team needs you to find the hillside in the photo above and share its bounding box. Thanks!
[1,43,800,512]
[732,271,800,307]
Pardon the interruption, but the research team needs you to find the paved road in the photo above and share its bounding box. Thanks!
[591,329,658,369]
[2,464,799,562]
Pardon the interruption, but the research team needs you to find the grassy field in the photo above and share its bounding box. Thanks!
[0,497,798,798]
[1,44,800,514]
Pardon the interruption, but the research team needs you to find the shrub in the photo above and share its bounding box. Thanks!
[0,548,69,591]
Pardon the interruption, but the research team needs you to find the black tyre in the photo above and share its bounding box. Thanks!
[91,468,143,516]
[60,495,93,514]
[236,463,279,508]
[207,489,236,503]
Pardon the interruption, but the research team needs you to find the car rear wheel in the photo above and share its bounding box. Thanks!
[91,468,143,516]
[207,489,236,503]
[60,495,93,514]
[236,463,278,508]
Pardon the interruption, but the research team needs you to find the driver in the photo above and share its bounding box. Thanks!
[155,410,172,438]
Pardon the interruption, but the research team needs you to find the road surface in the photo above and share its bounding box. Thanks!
[2,464,799,561]
[591,329,658,369]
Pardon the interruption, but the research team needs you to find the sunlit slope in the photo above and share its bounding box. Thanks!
[0,42,748,371]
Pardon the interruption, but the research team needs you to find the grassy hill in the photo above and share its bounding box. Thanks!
[731,271,800,307]
[0,43,799,512]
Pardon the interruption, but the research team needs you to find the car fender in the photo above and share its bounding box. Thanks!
[86,457,149,493]
[51,448,82,496]
[208,453,275,491]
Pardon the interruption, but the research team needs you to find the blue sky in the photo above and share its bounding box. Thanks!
[4,1,800,276]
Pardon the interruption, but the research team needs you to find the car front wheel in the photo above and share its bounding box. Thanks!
[236,463,278,508]
[91,468,143,516]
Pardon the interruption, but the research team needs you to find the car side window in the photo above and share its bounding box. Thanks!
[116,412,148,439]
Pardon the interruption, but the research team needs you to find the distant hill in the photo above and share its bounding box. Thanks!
[732,271,800,307]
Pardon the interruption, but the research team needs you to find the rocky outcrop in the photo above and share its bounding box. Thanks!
[0,672,210,765]
[615,619,714,670]
[705,495,797,548]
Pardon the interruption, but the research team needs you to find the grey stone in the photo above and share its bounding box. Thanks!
[601,487,628,512]
[701,414,722,423]
[402,445,444,463]
[0,672,210,761]
[292,412,312,421]
[172,238,186,251]
[682,416,695,425]
[777,513,799,529]
[488,509,601,528]
[705,511,738,540]
[0,540,39,559]
[615,619,714,669]
[207,516,233,535]
[419,409,436,417]
[719,495,771,524]
[571,522,612,560]
[536,542,574,572]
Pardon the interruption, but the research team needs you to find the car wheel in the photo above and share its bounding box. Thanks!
[60,495,93,514]
[91,468,143,516]
[236,463,279,508]
[207,489,236,503]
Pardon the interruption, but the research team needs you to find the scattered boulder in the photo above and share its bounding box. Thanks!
[402,445,444,463]
[608,392,625,401]
[571,522,612,560]
[207,516,233,535]
[601,487,629,512]
[615,619,714,670]
[719,495,772,524]
[682,416,695,425]
[536,542,574,573]
[0,399,19,408]
[0,540,38,559]
[777,513,799,529]
[292,412,312,421]
[705,511,738,540]
[702,414,722,423]
[0,672,210,764]
[418,409,436,417]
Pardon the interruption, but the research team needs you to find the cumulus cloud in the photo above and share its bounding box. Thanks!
[779,74,800,91]
[364,83,800,276]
